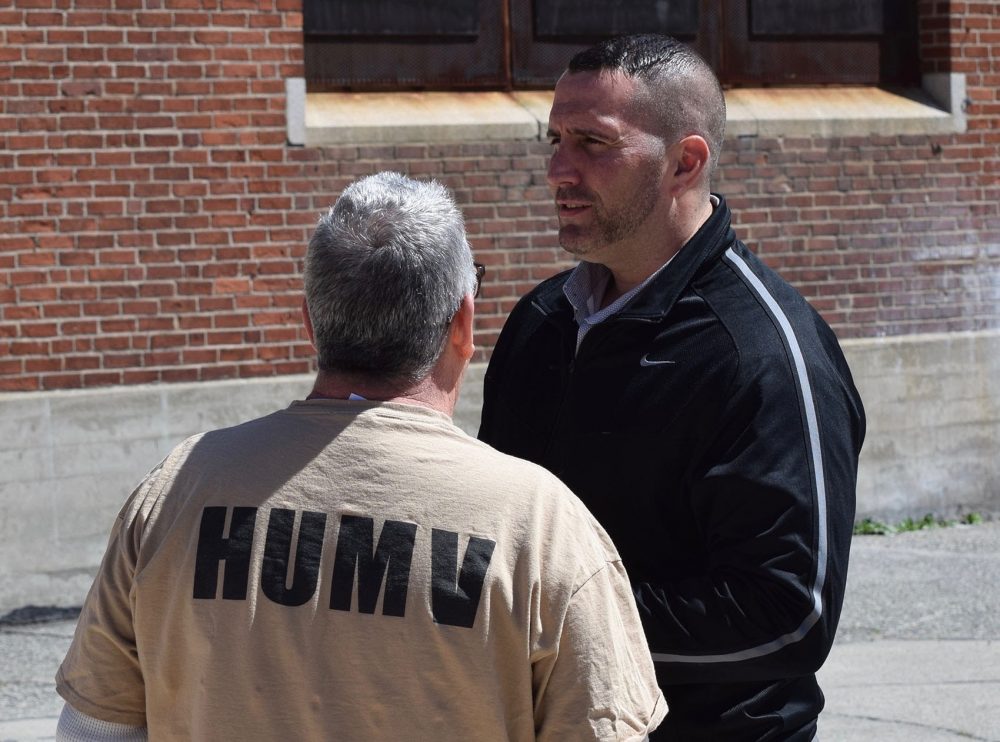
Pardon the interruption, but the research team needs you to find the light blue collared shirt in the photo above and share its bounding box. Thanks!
[562,258,673,352]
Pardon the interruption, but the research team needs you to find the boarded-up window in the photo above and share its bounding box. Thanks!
[750,0,885,35]
[509,0,701,89]
[303,0,919,91]
[533,0,699,38]
[718,0,919,85]
[303,0,504,90]
[304,0,481,36]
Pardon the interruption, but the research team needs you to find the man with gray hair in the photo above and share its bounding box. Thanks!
[55,172,666,741]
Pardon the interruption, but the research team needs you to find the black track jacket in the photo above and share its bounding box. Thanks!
[479,196,866,741]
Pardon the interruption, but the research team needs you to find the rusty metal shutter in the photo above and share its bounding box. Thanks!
[304,0,506,91]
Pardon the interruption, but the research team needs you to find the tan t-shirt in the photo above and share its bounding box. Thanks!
[57,400,665,740]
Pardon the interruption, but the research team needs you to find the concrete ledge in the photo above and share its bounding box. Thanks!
[299,80,964,146]
[725,86,959,138]
[305,91,539,145]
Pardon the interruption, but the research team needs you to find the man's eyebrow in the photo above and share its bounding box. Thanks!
[546,126,616,141]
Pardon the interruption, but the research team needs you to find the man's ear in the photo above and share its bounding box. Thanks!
[302,298,316,349]
[669,135,711,196]
[447,293,476,362]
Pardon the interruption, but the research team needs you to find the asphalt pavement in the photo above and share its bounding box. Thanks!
[2,521,998,741]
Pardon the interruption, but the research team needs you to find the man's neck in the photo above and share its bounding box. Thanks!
[599,252,672,309]
[602,195,715,305]
[309,371,458,417]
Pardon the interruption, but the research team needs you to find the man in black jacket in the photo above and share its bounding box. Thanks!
[479,34,866,741]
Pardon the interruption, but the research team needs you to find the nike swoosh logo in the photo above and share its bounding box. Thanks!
[640,354,676,367]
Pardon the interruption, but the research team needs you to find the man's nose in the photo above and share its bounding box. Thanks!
[546,146,580,189]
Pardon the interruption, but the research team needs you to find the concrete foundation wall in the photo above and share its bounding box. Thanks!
[2,331,997,613]
[851,330,1000,521]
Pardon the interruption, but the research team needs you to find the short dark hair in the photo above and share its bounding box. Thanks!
[568,34,726,176]
[304,172,477,386]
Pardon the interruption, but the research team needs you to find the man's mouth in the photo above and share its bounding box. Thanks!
[557,201,591,216]
[555,188,596,219]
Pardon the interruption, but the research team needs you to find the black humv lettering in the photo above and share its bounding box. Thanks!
[330,515,417,616]
[193,506,258,600]
[261,508,328,607]
[430,529,496,628]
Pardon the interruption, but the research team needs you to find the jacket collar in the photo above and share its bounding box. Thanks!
[532,194,736,321]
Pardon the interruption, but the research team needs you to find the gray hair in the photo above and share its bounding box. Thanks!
[304,172,476,385]
[568,34,727,177]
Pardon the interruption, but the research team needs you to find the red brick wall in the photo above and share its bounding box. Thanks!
[1,0,998,391]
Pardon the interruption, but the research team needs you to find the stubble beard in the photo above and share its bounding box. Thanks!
[556,180,660,260]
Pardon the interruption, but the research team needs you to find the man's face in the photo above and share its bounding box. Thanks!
[546,70,668,263]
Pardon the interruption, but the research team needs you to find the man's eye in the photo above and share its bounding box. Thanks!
[548,137,560,146]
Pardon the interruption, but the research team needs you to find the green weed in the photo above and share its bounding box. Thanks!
[853,512,984,536]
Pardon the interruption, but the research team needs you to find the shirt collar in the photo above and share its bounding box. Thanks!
[563,260,665,328]
[562,258,673,352]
